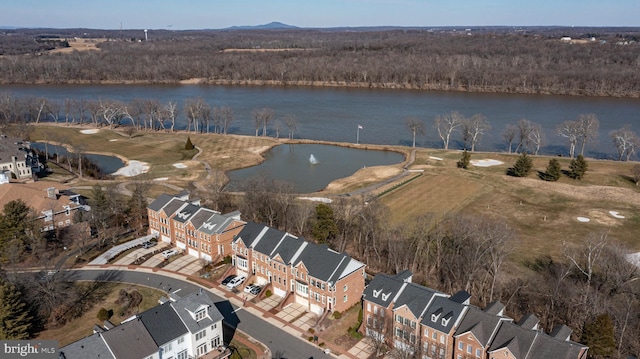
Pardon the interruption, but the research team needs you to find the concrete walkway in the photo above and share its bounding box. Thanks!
[89,234,157,265]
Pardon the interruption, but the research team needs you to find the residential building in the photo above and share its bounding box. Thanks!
[147,193,245,263]
[362,271,588,359]
[232,221,366,315]
[0,135,41,180]
[59,290,229,359]
[0,181,89,231]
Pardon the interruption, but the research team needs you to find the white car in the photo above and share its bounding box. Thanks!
[162,249,178,259]
[226,276,246,289]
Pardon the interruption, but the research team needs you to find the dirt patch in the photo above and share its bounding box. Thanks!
[49,38,105,54]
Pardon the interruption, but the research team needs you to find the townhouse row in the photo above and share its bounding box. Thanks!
[60,290,228,359]
[363,271,588,359]
[147,193,366,316]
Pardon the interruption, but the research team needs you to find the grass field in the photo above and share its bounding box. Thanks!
[30,125,640,268]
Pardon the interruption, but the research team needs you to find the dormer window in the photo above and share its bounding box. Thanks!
[381,292,390,301]
[441,317,450,326]
[195,308,207,321]
[373,289,381,298]
[431,313,441,322]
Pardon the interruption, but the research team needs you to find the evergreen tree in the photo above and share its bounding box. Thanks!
[185,136,194,150]
[545,158,562,181]
[0,200,31,258]
[89,184,110,234]
[456,150,471,169]
[582,313,616,358]
[569,154,588,180]
[311,203,338,244]
[509,152,533,177]
[0,280,32,339]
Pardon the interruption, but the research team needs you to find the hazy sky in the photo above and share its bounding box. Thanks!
[3,0,638,30]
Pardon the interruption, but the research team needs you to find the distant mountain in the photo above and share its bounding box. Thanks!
[224,22,299,30]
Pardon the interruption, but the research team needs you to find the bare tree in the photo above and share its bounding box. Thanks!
[98,99,128,128]
[283,114,298,139]
[32,97,48,124]
[184,97,206,133]
[405,117,425,148]
[218,106,234,135]
[462,114,490,152]
[515,119,543,154]
[164,101,177,132]
[434,111,463,150]
[610,125,638,161]
[502,124,517,154]
[46,100,60,123]
[528,122,544,155]
[252,107,274,137]
[199,169,229,212]
[557,119,580,158]
[563,233,608,308]
[576,113,599,156]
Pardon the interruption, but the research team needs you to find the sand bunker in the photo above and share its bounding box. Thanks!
[112,160,149,177]
[471,159,504,167]
[576,217,591,223]
[429,156,443,161]
[109,139,118,142]
[609,211,625,219]
[173,163,187,169]
[298,197,333,203]
[80,129,99,134]
[154,177,168,181]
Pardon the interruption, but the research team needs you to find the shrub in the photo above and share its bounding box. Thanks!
[569,154,588,180]
[97,307,110,321]
[185,137,194,150]
[308,328,315,334]
[544,158,562,181]
[332,311,342,319]
[509,152,533,177]
[308,336,314,342]
[456,150,471,169]
[265,290,272,298]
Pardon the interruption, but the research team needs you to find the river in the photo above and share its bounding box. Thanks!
[2,84,639,159]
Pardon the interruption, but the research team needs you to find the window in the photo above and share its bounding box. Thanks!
[196,343,207,356]
[432,331,437,340]
[195,329,207,341]
[163,342,172,352]
[467,344,472,354]
[177,350,188,359]
[196,308,207,321]
[343,294,347,302]
[237,257,248,270]
[476,348,481,357]
[177,336,184,344]
[440,334,445,344]
[343,285,348,292]
[458,342,464,350]
[211,323,217,330]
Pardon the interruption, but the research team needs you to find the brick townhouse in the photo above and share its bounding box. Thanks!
[147,193,245,263]
[231,221,366,315]
[363,271,588,359]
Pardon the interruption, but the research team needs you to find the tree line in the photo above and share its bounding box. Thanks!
[1,28,640,97]
[1,92,638,161]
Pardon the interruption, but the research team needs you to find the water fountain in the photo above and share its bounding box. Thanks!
[309,154,319,164]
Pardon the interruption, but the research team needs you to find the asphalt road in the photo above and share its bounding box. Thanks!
[68,269,328,359]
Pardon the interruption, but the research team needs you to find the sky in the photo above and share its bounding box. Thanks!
[2,0,638,30]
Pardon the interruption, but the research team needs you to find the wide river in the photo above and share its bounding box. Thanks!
[3,84,639,158]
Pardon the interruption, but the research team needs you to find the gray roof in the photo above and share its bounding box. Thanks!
[393,282,443,319]
[171,290,224,334]
[190,208,218,231]
[137,301,188,346]
[489,321,538,358]
[173,203,200,223]
[363,273,407,308]
[162,198,188,217]
[59,333,114,359]
[236,222,364,284]
[517,313,540,330]
[455,305,512,346]
[421,295,468,334]
[101,319,158,359]
[147,193,176,212]
[199,212,237,235]
[550,324,573,341]
[528,331,587,359]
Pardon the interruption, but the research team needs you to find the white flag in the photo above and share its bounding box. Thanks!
[358,124,363,129]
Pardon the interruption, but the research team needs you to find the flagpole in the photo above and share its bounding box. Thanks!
[357,127,360,144]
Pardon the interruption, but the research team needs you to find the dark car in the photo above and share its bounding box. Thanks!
[249,285,262,295]
[221,275,236,286]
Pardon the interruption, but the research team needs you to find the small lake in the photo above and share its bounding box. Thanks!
[31,142,125,175]
[227,144,405,193]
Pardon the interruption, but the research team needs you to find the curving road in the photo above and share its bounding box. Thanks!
[68,268,328,359]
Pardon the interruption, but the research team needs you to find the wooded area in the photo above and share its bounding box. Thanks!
[1,27,640,97]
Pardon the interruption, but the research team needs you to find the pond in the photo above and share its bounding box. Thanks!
[31,142,125,175]
[227,144,405,193]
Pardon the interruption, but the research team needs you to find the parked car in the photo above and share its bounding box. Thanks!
[142,241,157,249]
[249,285,262,295]
[226,276,246,289]
[221,275,236,286]
[243,283,260,294]
[162,249,178,259]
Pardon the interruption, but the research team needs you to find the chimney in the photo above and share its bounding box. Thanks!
[46,187,57,199]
